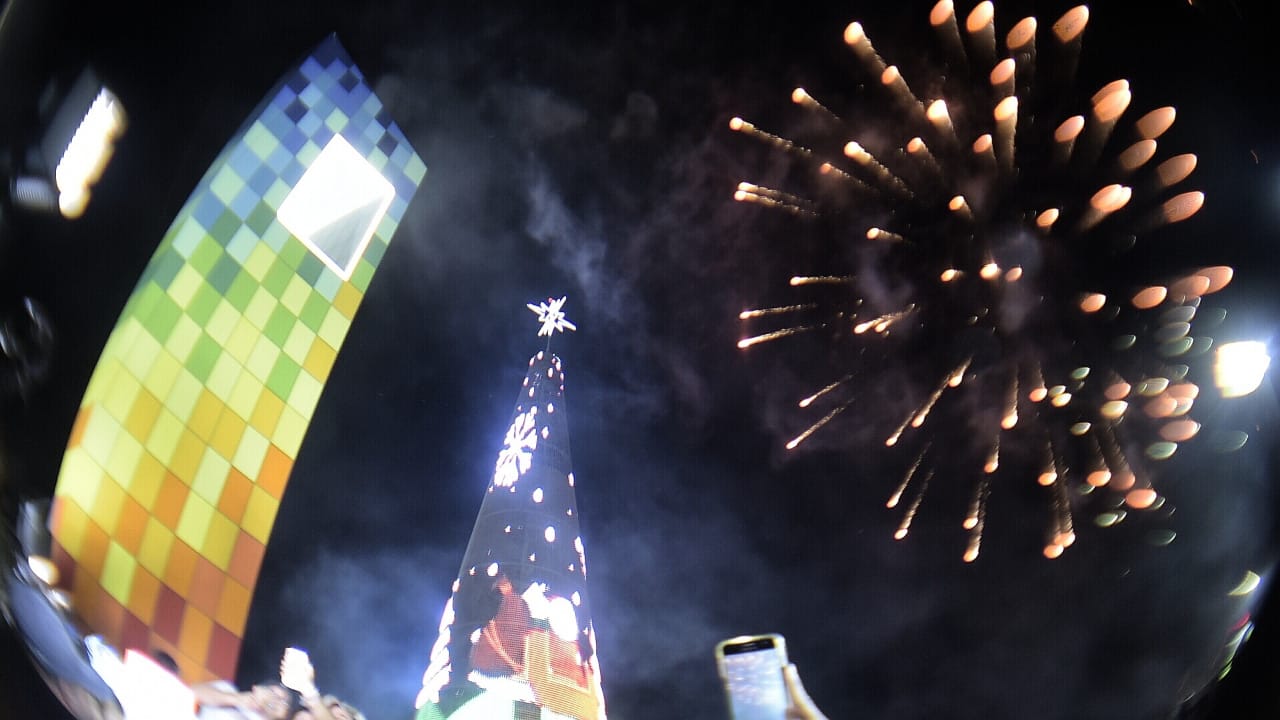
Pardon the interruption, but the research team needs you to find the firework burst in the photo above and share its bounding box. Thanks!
[732,2,1236,561]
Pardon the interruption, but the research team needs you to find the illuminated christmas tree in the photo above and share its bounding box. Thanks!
[416,298,606,720]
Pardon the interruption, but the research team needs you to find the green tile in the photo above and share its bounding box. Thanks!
[146,250,185,290]
[189,237,223,275]
[263,259,293,298]
[298,291,329,332]
[246,201,275,236]
[296,253,323,285]
[350,257,374,293]
[186,332,222,383]
[265,353,301,400]
[207,254,240,294]
[140,286,183,343]
[210,209,243,245]
[262,304,296,346]
[187,281,221,325]
[226,271,258,312]
[278,239,306,269]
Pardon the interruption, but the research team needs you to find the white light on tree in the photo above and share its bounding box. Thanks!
[1215,341,1271,398]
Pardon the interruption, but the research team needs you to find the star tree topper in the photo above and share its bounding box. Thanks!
[527,296,577,337]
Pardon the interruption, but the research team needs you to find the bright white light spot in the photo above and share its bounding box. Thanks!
[527,296,578,336]
[532,488,544,503]
[277,135,394,280]
[470,629,482,644]
[1229,570,1261,596]
[541,426,550,439]
[549,598,580,641]
[571,591,582,606]
[547,403,555,413]
[494,409,538,487]
[486,562,499,577]
[504,525,512,533]
[545,526,556,543]
[528,553,536,562]
[568,473,575,487]
[574,537,585,553]
[1215,341,1271,398]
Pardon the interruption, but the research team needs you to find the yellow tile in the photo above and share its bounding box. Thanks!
[317,307,351,349]
[206,351,242,400]
[272,405,306,458]
[104,432,144,493]
[100,540,137,606]
[175,493,214,551]
[333,282,361,320]
[286,370,323,418]
[137,517,175,578]
[244,243,274,281]
[80,404,123,468]
[56,448,104,509]
[302,338,337,382]
[164,313,202,362]
[143,349,184,400]
[167,264,203,307]
[127,449,166,507]
[241,486,279,544]
[165,368,204,422]
[82,357,122,406]
[249,390,284,438]
[244,287,275,331]
[170,428,206,485]
[227,372,262,422]
[282,322,315,365]
[202,510,238,571]
[191,448,230,506]
[206,299,239,344]
[101,369,142,425]
[281,275,310,315]
[125,388,163,440]
[231,426,269,479]
[90,475,127,535]
[122,323,163,380]
[225,316,258,364]
[189,389,225,442]
[245,334,280,383]
[145,409,184,466]
[210,409,247,462]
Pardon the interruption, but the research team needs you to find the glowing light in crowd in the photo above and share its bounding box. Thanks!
[52,84,127,218]
[730,2,1239,561]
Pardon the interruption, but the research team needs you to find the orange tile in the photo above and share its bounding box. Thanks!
[257,444,292,499]
[178,606,214,669]
[227,531,265,588]
[72,566,104,627]
[67,405,93,451]
[187,556,226,618]
[51,497,89,564]
[215,578,252,636]
[154,472,190,530]
[127,567,162,625]
[80,517,110,580]
[120,610,151,656]
[217,468,253,523]
[115,495,150,555]
[164,539,199,596]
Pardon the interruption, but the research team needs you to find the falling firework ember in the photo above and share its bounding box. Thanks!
[732,2,1235,561]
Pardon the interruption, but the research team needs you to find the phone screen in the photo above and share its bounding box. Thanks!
[720,636,788,720]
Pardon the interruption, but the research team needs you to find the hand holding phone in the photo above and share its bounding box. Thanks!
[715,634,789,720]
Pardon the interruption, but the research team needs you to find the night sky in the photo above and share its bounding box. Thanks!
[2,1,1280,719]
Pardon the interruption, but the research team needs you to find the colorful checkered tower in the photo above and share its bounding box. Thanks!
[47,35,425,682]
[416,298,606,720]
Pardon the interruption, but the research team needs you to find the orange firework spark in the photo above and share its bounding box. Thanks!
[731,3,1237,561]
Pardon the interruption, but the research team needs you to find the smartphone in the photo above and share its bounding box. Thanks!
[715,634,789,720]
